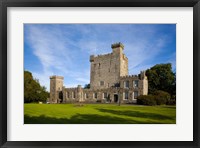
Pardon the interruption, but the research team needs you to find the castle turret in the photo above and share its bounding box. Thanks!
[49,76,64,103]
[140,71,147,80]
[90,55,95,62]
[140,71,148,95]
[111,42,124,54]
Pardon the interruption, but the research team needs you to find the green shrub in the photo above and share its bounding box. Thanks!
[153,90,171,105]
[137,90,172,106]
[166,99,176,105]
[171,95,176,100]
[137,95,157,106]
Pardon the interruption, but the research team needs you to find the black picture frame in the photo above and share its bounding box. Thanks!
[0,0,200,147]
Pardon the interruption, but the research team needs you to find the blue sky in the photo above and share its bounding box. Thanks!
[24,24,176,91]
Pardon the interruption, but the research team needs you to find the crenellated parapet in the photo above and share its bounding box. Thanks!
[90,55,95,62]
[120,75,138,79]
[50,75,64,79]
[111,42,124,50]
[90,53,113,62]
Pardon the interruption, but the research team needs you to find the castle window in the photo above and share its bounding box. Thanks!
[134,91,138,99]
[66,92,68,98]
[125,91,128,100]
[134,80,139,88]
[85,93,88,99]
[104,92,107,99]
[94,93,97,99]
[124,81,129,88]
[68,92,70,98]
[100,81,104,86]
[72,92,75,98]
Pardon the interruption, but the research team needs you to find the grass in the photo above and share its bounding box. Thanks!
[24,103,176,124]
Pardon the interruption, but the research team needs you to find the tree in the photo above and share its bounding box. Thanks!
[84,84,90,89]
[24,71,49,103]
[146,63,176,97]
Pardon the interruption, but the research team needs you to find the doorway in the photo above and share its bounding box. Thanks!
[114,94,118,103]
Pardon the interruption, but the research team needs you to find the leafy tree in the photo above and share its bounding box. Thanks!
[84,84,90,89]
[146,63,176,97]
[24,71,49,103]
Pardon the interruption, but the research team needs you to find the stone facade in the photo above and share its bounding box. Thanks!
[49,42,148,104]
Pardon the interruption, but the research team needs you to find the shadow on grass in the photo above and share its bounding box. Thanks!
[159,106,176,109]
[24,106,176,124]
[24,113,148,124]
[95,108,175,121]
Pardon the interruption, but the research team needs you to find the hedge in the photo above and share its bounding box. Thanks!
[153,90,170,105]
[137,95,157,106]
[137,90,172,106]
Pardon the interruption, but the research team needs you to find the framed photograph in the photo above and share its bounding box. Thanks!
[1,0,200,147]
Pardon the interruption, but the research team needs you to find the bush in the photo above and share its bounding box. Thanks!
[171,95,176,100]
[166,99,176,105]
[137,90,172,106]
[153,90,171,105]
[137,95,157,106]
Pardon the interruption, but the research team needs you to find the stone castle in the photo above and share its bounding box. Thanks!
[49,43,148,104]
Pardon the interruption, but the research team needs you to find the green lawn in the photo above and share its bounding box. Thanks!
[24,103,176,124]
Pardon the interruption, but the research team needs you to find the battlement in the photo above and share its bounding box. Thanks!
[50,75,64,80]
[111,42,124,50]
[65,87,77,90]
[90,53,113,62]
[90,55,95,62]
[90,42,125,63]
[95,53,112,58]
[120,75,138,79]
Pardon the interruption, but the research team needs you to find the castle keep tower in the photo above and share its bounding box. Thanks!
[90,42,128,89]
[49,76,63,103]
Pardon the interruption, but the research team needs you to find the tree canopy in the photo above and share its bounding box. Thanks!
[84,84,90,89]
[24,71,49,103]
[146,63,176,97]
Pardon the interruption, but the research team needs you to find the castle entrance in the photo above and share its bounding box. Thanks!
[114,94,118,103]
